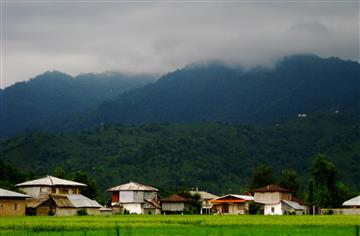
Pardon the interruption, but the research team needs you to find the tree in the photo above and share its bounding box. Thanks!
[73,171,97,199]
[309,154,348,208]
[53,166,66,179]
[249,165,276,190]
[279,169,299,195]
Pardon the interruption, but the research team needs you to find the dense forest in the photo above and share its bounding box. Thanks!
[1,109,359,202]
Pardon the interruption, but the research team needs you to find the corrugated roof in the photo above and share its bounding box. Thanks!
[16,176,86,187]
[0,188,29,198]
[210,194,254,202]
[252,185,291,193]
[107,181,158,192]
[282,200,306,210]
[160,194,189,202]
[25,196,49,208]
[343,195,360,206]
[51,195,74,208]
[66,194,102,208]
[189,191,219,200]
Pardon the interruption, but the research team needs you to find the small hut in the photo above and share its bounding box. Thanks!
[0,188,29,216]
[160,194,189,214]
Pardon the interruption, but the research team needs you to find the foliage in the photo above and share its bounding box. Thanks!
[73,171,97,199]
[249,165,276,190]
[279,169,299,195]
[0,111,359,201]
[77,208,88,216]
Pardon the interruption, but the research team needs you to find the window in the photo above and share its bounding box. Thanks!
[271,207,275,213]
[14,203,18,210]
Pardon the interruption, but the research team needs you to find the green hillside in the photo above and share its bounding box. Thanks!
[1,110,359,201]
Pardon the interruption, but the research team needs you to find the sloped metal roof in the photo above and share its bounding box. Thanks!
[210,194,254,202]
[343,195,360,206]
[66,194,102,208]
[282,200,306,210]
[16,176,86,187]
[189,191,219,200]
[107,181,158,192]
[0,188,29,198]
[160,194,189,202]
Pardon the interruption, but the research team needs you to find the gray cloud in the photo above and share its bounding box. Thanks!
[2,1,359,88]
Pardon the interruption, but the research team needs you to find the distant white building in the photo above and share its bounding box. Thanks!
[189,190,219,214]
[107,182,160,214]
[253,185,307,215]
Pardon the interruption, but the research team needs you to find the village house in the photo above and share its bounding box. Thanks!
[160,194,189,214]
[189,190,218,214]
[253,185,307,215]
[0,188,29,216]
[107,181,160,214]
[16,176,101,216]
[209,194,254,214]
[343,195,360,208]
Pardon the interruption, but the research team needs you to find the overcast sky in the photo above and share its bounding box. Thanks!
[1,0,359,88]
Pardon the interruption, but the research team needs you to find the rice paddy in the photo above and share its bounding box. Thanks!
[0,215,359,236]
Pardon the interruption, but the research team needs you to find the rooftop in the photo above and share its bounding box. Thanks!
[252,185,291,193]
[16,176,86,187]
[107,181,158,192]
[209,194,254,203]
[0,188,29,198]
[343,195,360,206]
[160,194,189,202]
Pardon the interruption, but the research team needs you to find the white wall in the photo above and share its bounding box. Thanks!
[254,192,281,204]
[123,203,143,214]
[264,203,283,215]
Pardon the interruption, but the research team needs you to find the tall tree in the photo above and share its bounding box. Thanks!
[73,171,97,199]
[249,165,276,190]
[279,169,299,195]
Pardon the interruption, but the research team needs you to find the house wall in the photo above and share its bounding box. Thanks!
[264,203,283,215]
[20,186,79,197]
[0,199,26,216]
[254,192,281,204]
[144,191,157,201]
[55,208,100,216]
[123,203,143,214]
[161,202,185,212]
[321,208,360,215]
[212,203,248,215]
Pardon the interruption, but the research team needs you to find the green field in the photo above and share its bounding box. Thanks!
[0,215,359,236]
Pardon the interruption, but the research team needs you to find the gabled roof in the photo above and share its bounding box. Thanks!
[343,195,360,206]
[160,194,189,202]
[252,185,291,193]
[107,181,158,192]
[52,194,102,208]
[0,188,29,198]
[282,200,306,211]
[209,194,254,203]
[189,191,219,200]
[25,196,50,208]
[16,176,86,187]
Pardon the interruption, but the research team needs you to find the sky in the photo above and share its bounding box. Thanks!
[1,0,359,88]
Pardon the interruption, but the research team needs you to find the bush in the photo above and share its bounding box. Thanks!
[77,208,88,216]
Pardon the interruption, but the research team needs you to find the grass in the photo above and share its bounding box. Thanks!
[0,215,359,236]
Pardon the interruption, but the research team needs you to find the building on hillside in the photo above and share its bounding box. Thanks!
[25,194,101,216]
[160,194,190,214]
[343,195,360,208]
[189,190,218,214]
[15,176,86,197]
[253,185,307,215]
[209,194,254,214]
[0,188,29,216]
[107,181,160,214]
[16,176,101,216]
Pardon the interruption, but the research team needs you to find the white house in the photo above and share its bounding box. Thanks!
[253,185,307,215]
[209,194,254,215]
[189,190,218,214]
[343,195,360,208]
[107,181,160,214]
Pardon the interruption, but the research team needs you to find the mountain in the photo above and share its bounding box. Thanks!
[0,71,155,136]
[80,55,359,127]
[1,110,359,200]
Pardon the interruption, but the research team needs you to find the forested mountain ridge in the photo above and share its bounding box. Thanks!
[1,110,359,200]
[0,71,155,136]
[85,55,360,126]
